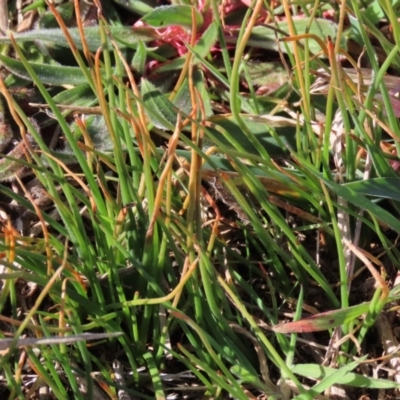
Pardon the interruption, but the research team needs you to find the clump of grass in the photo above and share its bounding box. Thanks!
[1,0,400,398]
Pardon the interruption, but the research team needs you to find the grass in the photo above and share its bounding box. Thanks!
[1,0,400,398]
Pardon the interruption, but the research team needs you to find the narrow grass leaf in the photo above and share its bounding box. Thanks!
[273,302,371,333]
[0,332,123,349]
[343,178,400,201]
[177,344,249,400]
[143,352,165,399]
[292,361,399,389]
[230,365,279,394]
[300,164,400,233]
[193,69,213,116]
[293,359,365,399]
[171,311,249,399]
[25,347,70,399]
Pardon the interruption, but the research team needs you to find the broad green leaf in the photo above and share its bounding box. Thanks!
[52,84,95,106]
[196,21,220,57]
[142,5,203,29]
[272,302,371,333]
[132,40,147,75]
[292,363,400,389]
[0,54,89,86]
[363,0,386,25]
[344,177,400,202]
[38,3,74,28]
[141,78,177,130]
[112,0,155,15]
[207,114,297,156]
[65,115,114,153]
[171,70,213,118]
[0,26,155,51]
[226,18,343,56]
[172,79,192,115]
[22,0,46,13]
[242,61,289,93]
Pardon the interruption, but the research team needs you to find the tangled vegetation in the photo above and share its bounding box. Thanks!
[1,0,400,399]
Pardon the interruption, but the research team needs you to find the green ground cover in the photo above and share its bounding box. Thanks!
[1,0,400,398]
